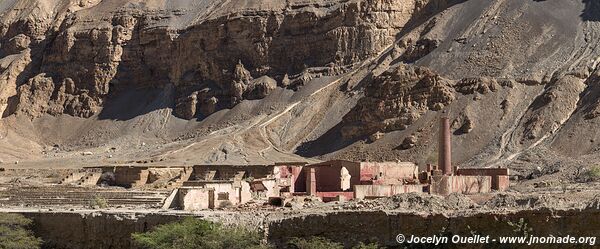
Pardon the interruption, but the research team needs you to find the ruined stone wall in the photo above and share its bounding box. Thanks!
[10,208,600,249]
[21,212,184,249]
[178,188,214,211]
[430,175,492,196]
[201,182,253,207]
[112,167,149,188]
[456,168,510,191]
[267,209,600,248]
[191,165,275,181]
[359,162,419,184]
[15,210,265,249]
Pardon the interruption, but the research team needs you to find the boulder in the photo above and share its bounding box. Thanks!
[15,74,54,117]
[368,131,385,143]
[2,34,30,54]
[199,96,218,116]
[175,91,199,120]
[399,135,417,150]
[246,76,277,99]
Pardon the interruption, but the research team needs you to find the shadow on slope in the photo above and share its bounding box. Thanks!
[97,84,175,121]
[582,0,600,21]
[395,0,467,40]
[295,122,361,157]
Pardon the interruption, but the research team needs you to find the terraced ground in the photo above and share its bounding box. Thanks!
[0,185,169,208]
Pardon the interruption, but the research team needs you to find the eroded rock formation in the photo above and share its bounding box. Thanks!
[341,64,456,139]
[1,0,440,119]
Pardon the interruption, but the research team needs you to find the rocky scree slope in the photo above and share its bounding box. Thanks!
[303,0,600,179]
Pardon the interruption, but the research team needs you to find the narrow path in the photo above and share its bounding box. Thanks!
[155,38,399,159]
[486,87,546,168]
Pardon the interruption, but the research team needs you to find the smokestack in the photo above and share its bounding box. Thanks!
[438,117,452,175]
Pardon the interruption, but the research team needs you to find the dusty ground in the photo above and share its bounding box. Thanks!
[2,167,600,217]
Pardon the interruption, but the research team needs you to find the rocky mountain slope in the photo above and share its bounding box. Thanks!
[1,0,600,180]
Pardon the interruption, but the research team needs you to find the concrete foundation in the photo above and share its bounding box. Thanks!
[456,168,510,191]
[59,170,102,186]
[430,175,492,196]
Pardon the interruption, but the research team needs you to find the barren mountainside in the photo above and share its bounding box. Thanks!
[1,0,600,180]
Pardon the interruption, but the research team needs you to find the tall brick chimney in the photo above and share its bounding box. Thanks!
[439,116,452,175]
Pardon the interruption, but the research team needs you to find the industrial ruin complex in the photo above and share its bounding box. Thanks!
[34,117,510,211]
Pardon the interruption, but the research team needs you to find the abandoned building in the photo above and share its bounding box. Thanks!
[52,117,510,210]
[425,117,510,196]
[77,166,192,188]
[266,117,510,202]
[287,160,422,202]
[166,162,307,210]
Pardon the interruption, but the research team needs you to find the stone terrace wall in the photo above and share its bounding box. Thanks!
[266,209,600,248]
[7,208,600,249]
[22,212,185,249]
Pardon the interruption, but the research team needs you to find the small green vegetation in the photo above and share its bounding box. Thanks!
[0,213,42,249]
[89,196,108,209]
[287,237,344,249]
[585,165,600,182]
[287,237,380,249]
[133,218,383,249]
[132,217,269,249]
[507,218,533,237]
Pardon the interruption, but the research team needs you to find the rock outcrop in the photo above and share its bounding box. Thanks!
[341,64,456,139]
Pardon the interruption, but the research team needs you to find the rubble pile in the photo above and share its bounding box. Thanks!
[339,192,477,212]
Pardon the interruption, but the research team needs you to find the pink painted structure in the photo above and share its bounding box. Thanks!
[274,162,307,193]
[425,116,511,195]
[299,160,420,201]
[177,119,511,207]
[430,175,492,196]
[439,117,452,175]
[354,184,427,199]
[359,162,419,185]
[456,168,510,191]
[293,118,511,201]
